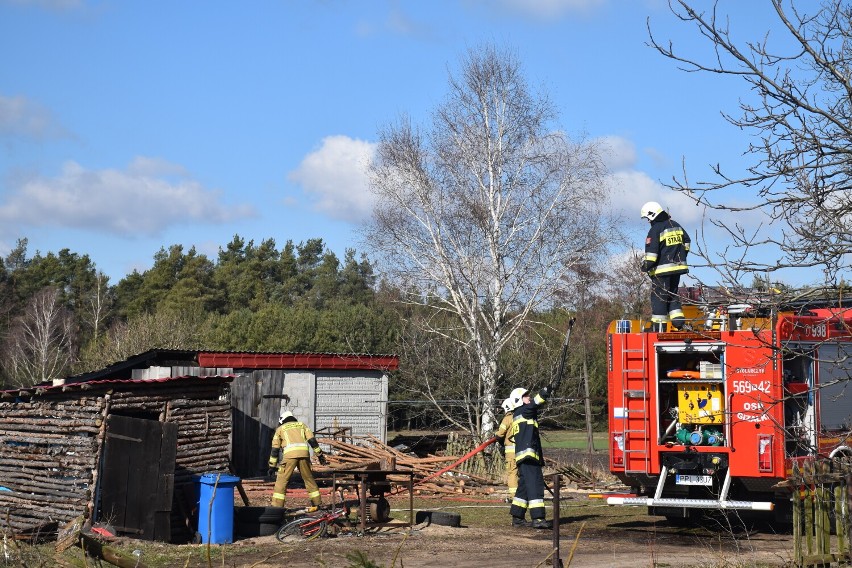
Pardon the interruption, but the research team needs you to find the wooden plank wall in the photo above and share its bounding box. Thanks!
[0,379,232,543]
[109,384,232,542]
[0,398,104,532]
[230,370,285,478]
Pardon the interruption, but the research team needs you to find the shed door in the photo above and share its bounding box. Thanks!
[99,415,178,541]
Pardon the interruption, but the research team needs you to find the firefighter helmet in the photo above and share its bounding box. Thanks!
[501,397,513,413]
[640,201,664,221]
[508,387,529,410]
[278,411,295,424]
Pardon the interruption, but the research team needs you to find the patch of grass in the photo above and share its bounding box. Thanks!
[540,429,607,451]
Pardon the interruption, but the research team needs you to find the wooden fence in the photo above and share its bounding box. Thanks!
[787,458,852,567]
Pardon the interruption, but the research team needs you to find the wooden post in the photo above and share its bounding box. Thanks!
[836,483,847,559]
[551,473,562,568]
[793,486,802,564]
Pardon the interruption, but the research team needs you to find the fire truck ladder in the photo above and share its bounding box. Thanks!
[621,333,650,474]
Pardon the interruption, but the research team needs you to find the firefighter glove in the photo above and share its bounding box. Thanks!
[267,467,277,478]
[318,454,328,466]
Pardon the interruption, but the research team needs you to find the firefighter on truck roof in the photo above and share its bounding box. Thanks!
[268,411,327,511]
[640,201,690,331]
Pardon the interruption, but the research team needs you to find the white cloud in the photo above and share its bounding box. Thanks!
[288,135,377,223]
[596,135,637,172]
[0,94,69,140]
[126,156,189,177]
[606,169,705,226]
[0,158,255,236]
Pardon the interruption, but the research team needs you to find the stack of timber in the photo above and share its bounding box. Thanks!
[320,435,503,496]
[243,435,503,499]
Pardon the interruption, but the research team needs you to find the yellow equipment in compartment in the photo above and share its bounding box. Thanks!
[678,382,724,424]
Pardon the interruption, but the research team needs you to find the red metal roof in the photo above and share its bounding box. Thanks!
[197,351,399,371]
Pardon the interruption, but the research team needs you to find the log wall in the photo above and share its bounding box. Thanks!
[0,377,232,542]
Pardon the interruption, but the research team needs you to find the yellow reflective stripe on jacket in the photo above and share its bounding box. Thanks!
[659,227,685,246]
[533,393,545,405]
[512,416,541,462]
[643,252,658,262]
[648,262,689,276]
[515,447,540,462]
[271,422,313,459]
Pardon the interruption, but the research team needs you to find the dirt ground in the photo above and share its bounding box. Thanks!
[195,502,793,568]
[221,519,791,568]
[76,449,793,567]
[168,446,793,568]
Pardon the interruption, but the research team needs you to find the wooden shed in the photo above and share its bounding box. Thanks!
[0,348,398,541]
[197,351,399,478]
[0,371,232,543]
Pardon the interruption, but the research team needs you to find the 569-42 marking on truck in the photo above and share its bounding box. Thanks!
[732,380,771,394]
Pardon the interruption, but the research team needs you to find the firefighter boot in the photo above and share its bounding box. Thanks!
[532,518,552,530]
[512,516,530,528]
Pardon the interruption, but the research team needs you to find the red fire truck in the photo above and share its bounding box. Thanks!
[606,301,852,522]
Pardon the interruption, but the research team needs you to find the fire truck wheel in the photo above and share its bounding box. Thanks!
[664,512,699,527]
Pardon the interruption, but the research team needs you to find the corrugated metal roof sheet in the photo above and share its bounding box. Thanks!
[1,374,234,399]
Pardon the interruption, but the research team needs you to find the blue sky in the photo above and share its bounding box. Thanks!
[0,0,797,287]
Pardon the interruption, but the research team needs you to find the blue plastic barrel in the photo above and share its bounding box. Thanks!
[197,473,240,544]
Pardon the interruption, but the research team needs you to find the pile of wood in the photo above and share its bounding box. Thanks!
[318,435,502,497]
[242,435,617,500]
[240,435,504,500]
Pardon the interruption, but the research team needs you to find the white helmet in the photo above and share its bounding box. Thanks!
[640,201,664,222]
[500,397,513,413]
[508,387,529,411]
[278,411,295,424]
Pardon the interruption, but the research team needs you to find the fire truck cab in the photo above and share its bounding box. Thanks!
[606,302,852,522]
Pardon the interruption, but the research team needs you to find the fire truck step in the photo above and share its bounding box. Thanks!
[606,496,774,511]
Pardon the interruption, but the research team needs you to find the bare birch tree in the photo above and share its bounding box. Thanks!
[365,44,619,438]
[3,287,74,387]
[77,309,205,373]
[84,271,111,341]
[650,0,852,284]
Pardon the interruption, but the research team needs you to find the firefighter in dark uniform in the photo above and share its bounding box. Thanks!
[268,411,327,510]
[640,201,690,331]
[507,386,551,529]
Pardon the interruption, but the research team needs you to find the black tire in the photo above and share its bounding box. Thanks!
[663,514,696,527]
[235,506,285,523]
[414,510,461,527]
[235,506,285,537]
[369,498,391,523]
[276,517,327,542]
